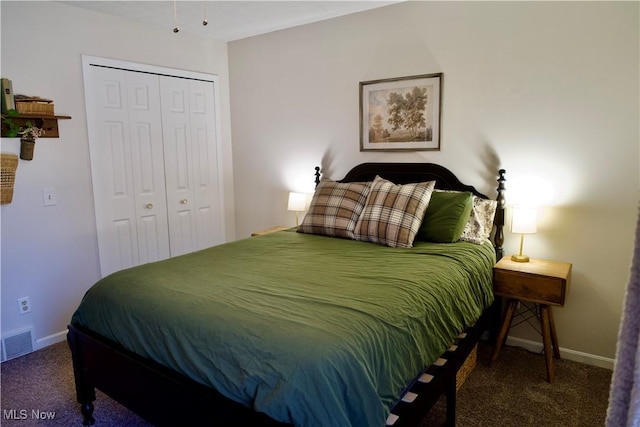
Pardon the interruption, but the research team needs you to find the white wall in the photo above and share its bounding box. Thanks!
[229,2,639,362]
[0,1,235,351]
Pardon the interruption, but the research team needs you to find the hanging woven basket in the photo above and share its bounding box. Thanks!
[1,153,18,204]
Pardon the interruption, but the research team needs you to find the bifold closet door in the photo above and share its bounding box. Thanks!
[159,76,222,257]
[88,66,170,277]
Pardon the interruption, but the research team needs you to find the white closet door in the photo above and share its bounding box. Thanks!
[127,72,171,265]
[160,77,222,256]
[88,67,170,276]
[186,79,223,250]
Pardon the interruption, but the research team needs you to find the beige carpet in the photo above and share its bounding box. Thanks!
[423,343,612,426]
[1,340,611,426]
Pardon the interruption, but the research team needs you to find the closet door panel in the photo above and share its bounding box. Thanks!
[105,122,139,270]
[88,67,169,276]
[173,210,195,255]
[89,67,139,276]
[160,77,197,256]
[127,72,170,264]
[114,218,137,269]
[188,80,223,250]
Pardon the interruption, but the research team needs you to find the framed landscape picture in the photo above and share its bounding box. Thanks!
[360,73,442,152]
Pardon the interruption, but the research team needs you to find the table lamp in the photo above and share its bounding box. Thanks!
[288,192,306,226]
[510,206,537,262]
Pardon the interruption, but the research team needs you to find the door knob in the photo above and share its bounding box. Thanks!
[180,199,188,204]
[145,203,153,209]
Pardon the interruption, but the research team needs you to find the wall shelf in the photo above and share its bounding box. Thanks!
[1,114,72,138]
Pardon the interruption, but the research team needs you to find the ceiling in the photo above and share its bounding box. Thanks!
[60,1,398,42]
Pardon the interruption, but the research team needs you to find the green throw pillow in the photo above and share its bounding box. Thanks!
[418,191,473,243]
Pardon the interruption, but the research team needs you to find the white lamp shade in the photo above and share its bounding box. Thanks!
[287,192,306,212]
[510,206,537,234]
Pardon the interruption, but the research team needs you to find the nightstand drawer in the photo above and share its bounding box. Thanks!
[493,269,566,306]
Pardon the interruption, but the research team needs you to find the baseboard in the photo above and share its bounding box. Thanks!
[34,330,68,351]
[505,336,614,370]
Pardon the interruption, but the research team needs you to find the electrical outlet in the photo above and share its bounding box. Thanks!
[17,297,31,315]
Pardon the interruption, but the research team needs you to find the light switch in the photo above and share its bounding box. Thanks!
[43,188,57,206]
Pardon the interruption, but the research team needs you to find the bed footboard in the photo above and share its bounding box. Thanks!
[69,300,497,427]
[67,324,288,427]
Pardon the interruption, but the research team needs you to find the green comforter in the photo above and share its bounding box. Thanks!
[71,229,495,427]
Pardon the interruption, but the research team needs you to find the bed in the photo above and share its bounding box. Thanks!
[68,162,506,427]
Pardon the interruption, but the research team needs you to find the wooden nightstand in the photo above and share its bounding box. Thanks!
[251,226,290,237]
[490,256,572,383]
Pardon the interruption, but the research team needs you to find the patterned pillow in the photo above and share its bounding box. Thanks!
[354,176,436,248]
[297,179,372,239]
[459,196,498,245]
[434,190,498,244]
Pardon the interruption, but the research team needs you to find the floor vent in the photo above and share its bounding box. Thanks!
[1,329,34,362]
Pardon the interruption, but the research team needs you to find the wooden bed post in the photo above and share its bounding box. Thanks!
[493,169,506,260]
[67,326,96,426]
[314,166,321,188]
[445,379,457,427]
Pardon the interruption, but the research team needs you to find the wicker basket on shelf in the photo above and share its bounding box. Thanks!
[1,153,18,204]
[14,96,54,116]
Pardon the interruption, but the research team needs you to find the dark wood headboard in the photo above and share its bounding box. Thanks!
[314,162,506,259]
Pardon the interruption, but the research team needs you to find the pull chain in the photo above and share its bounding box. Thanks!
[173,1,210,33]
[203,1,208,26]
[173,0,180,33]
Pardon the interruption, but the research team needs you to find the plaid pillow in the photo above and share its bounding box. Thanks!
[297,179,372,239]
[354,176,436,248]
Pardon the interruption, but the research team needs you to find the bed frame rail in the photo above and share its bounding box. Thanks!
[386,302,497,427]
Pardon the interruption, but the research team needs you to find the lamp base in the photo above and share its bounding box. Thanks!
[511,254,530,263]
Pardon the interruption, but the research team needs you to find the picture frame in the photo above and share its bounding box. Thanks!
[360,73,442,152]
